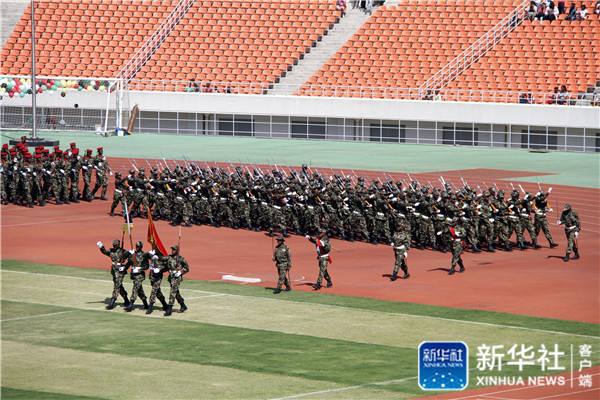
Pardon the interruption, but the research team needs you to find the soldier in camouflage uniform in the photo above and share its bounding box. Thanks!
[507,190,525,250]
[97,239,131,310]
[68,149,81,203]
[534,190,558,248]
[272,235,292,294]
[81,149,94,201]
[307,230,332,290]
[124,241,150,312]
[558,204,580,262]
[519,193,540,248]
[161,245,190,316]
[390,218,410,281]
[447,218,466,275]
[146,252,170,315]
[91,147,110,200]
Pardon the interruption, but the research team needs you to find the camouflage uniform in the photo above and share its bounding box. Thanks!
[91,152,110,200]
[448,223,466,275]
[162,246,190,316]
[307,233,332,289]
[272,237,292,293]
[146,255,169,314]
[390,221,410,280]
[534,192,558,247]
[559,205,580,261]
[124,244,150,311]
[98,240,130,309]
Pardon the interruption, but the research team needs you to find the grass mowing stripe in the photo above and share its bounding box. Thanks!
[0,300,419,391]
[2,340,370,400]
[1,387,106,400]
[2,261,598,338]
[3,271,599,354]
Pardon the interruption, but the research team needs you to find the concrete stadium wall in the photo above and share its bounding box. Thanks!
[3,90,599,129]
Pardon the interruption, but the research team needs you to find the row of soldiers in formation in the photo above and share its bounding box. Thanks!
[0,139,110,207]
[110,162,571,256]
[97,239,189,316]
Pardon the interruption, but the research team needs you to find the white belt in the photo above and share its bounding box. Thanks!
[377,212,384,217]
[454,239,461,242]
[115,189,122,193]
[488,218,494,222]
[274,205,281,209]
[520,213,529,218]
[421,215,429,220]
[413,212,421,217]
[394,245,406,250]
[509,216,518,220]
[261,201,267,206]
[319,254,330,258]
[176,196,183,200]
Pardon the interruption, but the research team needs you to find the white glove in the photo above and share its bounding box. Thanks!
[175,270,182,277]
[305,235,310,239]
[129,249,134,254]
[548,208,553,212]
[390,243,395,247]
[152,267,160,273]
[557,220,562,225]
[436,231,442,236]
[152,255,158,260]
[118,267,125,272]
[149,250,156,255]
[132,267,140,273]
[548,187,553,193]
[404,252,408,258]
[96,241,103,248]
[575,231,579,238]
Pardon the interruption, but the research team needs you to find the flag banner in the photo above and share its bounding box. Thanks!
[147,210,168,256]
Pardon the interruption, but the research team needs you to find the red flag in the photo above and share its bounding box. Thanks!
[147,210,168,256]
[449,227,457,239]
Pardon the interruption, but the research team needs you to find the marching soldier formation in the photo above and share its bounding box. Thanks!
[109,162,567,257]
[97,239,190,316]
[1,136,110,207]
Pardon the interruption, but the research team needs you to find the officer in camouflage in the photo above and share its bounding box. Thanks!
[447,218,466,275]
[161,245,190,317]
[307,229,333,290]
[145,251,170,315]
[390,217,410,281]
[272,235,292,294]
[97,239,131,310]
[558,204,580,262]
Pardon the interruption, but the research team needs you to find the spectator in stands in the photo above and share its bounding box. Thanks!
[337,0,347,16]
[558,0,566,13]
[566,2,577,19]
[424,89,434,100]
[528,2,537,20]
[557,85,570,104]
[202,82,215,93]
[433,90,443,101]
[576,3,588,19]
[187,78,199,93]
[546,3,559,19]
[535,2,548,20]
[519,92,533,104]
[547,87,559,104]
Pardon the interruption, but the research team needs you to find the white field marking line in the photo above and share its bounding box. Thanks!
[13,284,106,297]
[266,374,419,400]
[0,310,75,323]
[3,269,600,340]
[185,294,228,300]
[532,387,600,400]
[2,215,107,228]
[446,372,600,400]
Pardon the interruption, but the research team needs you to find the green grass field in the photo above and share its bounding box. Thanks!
[2,261,599,399]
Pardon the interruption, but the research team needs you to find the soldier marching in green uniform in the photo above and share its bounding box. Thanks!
[307,229,333,290]
[124,241,151,312]
[447,218,466,275]
[161,245,190,316]
[145,252,170,315]
[272,235,292,294]
[558,204,581,262]
[534,189,558,248]
[97,239,131,310]
[390,218,410,281]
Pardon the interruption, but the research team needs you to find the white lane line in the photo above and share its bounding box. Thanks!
[0,310,75,323]
[2,269,600,340]
[185,294,228,300]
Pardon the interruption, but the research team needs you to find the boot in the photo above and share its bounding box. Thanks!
[448,268,455,275]
[273,288,282,294]
[563,254,570,262]
[518,241,526,251]
[284,285,292,291]
[504,243,513,252]
[458,260,465,273]
[282,229,289,238]
[106,298,116,310]
[159,297,169,310]
[550,242,559,248]
[326,280,333,288]
[145,302,154,314]
[472,245,482,253]
[390,272,397,281]
[164,305,173,317]
[402,272,410,279]
[179,302,187,313]
[123,296,131,308]
[312,283,322,290]
[110,208,115,216]
[142,298,149,310]
[531,240,541,249]
[573,249,580,260]
[487,244,495,252]
[124,302,134,312]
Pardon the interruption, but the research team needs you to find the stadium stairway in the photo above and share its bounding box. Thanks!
[267,7,370,96]
[1,1,28,46]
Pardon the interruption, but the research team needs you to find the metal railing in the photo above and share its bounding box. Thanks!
[419,0,530,94]
[115,0,196,84]
[1,75,597,107]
